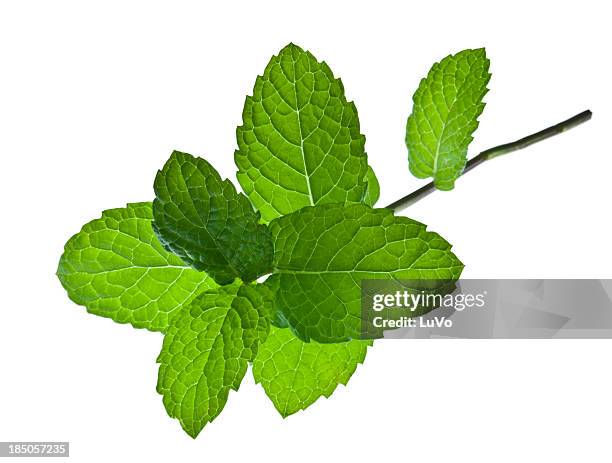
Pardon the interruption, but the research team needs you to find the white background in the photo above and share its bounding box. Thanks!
[1,1,610,461]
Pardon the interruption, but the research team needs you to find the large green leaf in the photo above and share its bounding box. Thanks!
[57,202,216,332]
[153,151,273,285]
[235,43,369,222]
[253,326,371,417]
[268,203,463,343]
[406,48,490,190]
[157,283,271,438]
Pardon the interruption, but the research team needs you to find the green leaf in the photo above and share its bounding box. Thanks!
[153,151,273,285]
[235,43,369,222]
[362,165,380,207]
[406,48,490,190]
[57,202,216,332]
[269,203,463,343]
[157,283,271,438]
[253,326,371,417]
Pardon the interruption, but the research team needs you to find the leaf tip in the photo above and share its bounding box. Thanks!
[172,417,204,439]
[281,42,304,54]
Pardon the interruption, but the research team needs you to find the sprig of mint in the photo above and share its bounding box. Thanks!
[57,43,591,437]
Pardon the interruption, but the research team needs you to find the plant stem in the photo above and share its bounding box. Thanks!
[386,109,592,211]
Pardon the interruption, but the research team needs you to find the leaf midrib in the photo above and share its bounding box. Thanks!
[431,86,462,177]
[291,55,315,206]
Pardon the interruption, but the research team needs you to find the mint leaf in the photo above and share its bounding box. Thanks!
[362,165,380,207]
[153,151,273,285]
[57,202,216,332]
[157,283,271,438]
[253,326,371,417]
[235,43,369,222]
[269,203,463,343]
[406,48,490,190]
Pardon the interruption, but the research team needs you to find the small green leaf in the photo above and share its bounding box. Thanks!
[157,283,271,438]
[362,165,380,206]
[153,151,273,285]
[406,48,490,190]
[235,43,369,222]
[57,202,216,332]
[269,203,463,343]
[253,326,371,417]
